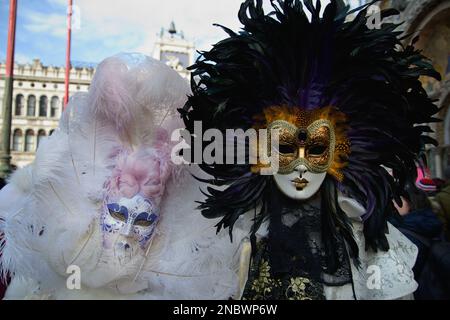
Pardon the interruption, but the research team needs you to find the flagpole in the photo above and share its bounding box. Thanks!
[0,0,18,179]
[64,0,73,109]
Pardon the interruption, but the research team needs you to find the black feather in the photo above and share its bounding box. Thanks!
[181,0,440,253]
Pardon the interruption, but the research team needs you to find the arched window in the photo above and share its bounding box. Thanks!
[25,129,35,152]
[27,95,36,117]
[39,96,48,117]
[15,94,24,116]
[49,129,55,136]
[37,130,46,149]
[50,96,59,118]
[12,129,23,151]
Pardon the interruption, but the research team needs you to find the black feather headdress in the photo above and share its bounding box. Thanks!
[180,0,441,255]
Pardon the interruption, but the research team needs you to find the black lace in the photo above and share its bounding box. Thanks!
[242,191,352,300]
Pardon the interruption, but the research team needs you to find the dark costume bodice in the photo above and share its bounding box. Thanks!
[242,201,353,300]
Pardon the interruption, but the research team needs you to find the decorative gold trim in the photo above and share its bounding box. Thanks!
[252,105,350,181]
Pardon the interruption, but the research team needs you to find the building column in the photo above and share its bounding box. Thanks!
[47,98,50,118]
[435,148,444,179]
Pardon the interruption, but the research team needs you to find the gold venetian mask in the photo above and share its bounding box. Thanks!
[253,105,351,181]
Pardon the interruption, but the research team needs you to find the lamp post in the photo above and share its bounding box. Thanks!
[64,0,73,109]
[0,0,18,179]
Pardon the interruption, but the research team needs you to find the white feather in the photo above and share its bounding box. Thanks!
[0,53,244,299]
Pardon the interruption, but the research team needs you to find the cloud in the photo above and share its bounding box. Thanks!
[15,53,33,64]
[21,0,250,63]
[10,0,360,65]
[23,11,66,37]
[69,0,247,52]
[48,0,69,5]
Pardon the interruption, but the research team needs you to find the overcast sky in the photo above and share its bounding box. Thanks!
[0,0,362,66]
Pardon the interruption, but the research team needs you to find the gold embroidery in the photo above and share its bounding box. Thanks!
[249,260,282,300]
[285,277,313,300]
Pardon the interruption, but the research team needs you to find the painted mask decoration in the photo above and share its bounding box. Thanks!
[100,145,172,266]
[254,106,350,200]
[101,195,159,265]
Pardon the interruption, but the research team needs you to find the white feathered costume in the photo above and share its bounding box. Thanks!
[0,53,247,300]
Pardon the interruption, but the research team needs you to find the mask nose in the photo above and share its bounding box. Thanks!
[120,222,133,237]
[295,165,308,177]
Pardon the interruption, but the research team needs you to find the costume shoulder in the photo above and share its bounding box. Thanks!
[338,194,418,300]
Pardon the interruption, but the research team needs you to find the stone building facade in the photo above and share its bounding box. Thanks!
[0,59,94,168]
[373,0,450,178]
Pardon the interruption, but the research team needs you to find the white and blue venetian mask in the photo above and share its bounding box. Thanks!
[101,194,159,265]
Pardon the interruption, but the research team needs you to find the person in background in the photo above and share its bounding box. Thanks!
[416,166,439,196]
[391,181,444,279]
[392,177,450,300]
[433,167,450,240]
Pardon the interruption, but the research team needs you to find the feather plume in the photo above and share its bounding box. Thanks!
[0,53,242,299]
[181,0,441,252]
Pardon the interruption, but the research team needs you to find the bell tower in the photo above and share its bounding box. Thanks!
[153,21,195,80]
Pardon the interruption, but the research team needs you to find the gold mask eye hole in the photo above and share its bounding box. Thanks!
[277,143,296,155]
[109,210,126,222]
[134,220,152,227]
[308,144,327,156]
